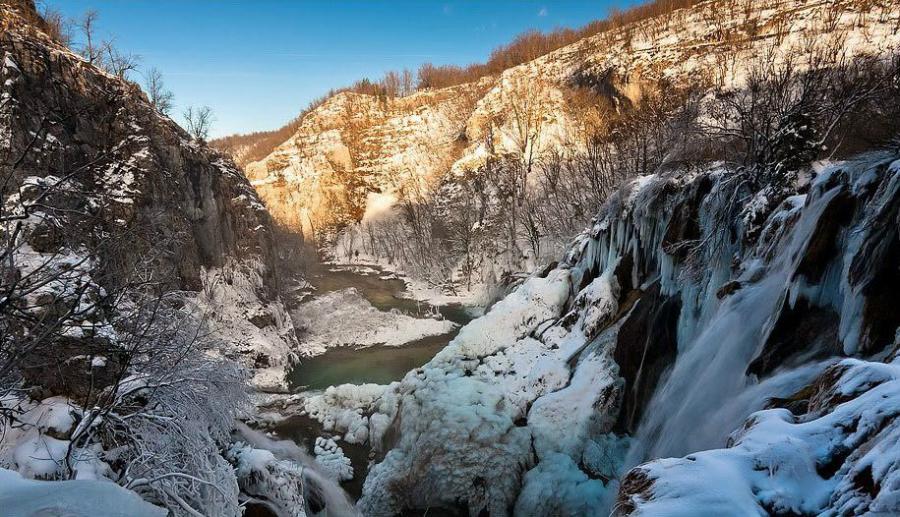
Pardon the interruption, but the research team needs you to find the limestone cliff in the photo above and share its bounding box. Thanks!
[246,0,898,263]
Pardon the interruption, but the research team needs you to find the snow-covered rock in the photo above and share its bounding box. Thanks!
[0,468,165,517]
[618,357,900,516]
[314,437,354,482]
[292,288,457,357]
[514,453,608,517]
[358,269,591,515]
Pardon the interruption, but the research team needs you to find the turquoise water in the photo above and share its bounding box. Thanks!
[277,265,476,501]
[286,265,473,390]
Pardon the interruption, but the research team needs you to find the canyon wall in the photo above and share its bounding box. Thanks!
[243,0,899,291]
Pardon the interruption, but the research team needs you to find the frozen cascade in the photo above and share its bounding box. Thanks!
[558,152,899,512]
[627,183,847,462]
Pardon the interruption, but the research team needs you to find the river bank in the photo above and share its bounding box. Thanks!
[253,263,482,502]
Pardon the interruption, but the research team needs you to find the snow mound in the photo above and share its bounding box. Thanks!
[618,358,900,516]
[292,288,457,357]
[0,397,110,481]
[0,468,165,517]
[303,383,395,445]
[528,341,622,461]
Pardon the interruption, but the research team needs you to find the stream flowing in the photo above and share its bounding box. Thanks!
[275,264,476,499]
[236,422,359,517]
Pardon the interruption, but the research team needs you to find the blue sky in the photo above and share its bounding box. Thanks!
[45,1,636,138]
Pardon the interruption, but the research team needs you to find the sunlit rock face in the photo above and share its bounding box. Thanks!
[244,0,897,254]
[244,85,489,239]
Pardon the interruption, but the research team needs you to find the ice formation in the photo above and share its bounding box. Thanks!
[356,151,900,515]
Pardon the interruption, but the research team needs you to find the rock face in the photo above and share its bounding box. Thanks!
[244,83,488,236]
[243,0,898,284]
[612,282,680,434]
[0,0,297,390]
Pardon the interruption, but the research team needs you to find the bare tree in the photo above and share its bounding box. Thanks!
[105,46,141,80]
[144,67,175,115]
[437,176,483,290]
[699,46,898,191]
[501,76,550,197]
[77,10,111,67]
[401,68,415,97]
[382,70,401,98]
[182,105,215,141]
[70,9,144,80]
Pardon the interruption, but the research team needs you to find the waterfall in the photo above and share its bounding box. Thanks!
[234,423,359,517]
[624,183,845,465]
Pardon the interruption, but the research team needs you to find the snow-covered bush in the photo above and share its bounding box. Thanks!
[0,153,250,516]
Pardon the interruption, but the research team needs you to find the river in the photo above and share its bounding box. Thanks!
[286,264,474,390]
[274,264,477,499]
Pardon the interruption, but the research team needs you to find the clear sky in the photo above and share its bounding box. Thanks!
[45,0,637,138]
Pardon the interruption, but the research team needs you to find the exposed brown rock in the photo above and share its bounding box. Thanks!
[615,467,655,516]
[661,175,713,259]
[747,296,842,377]
[716,279,743,299]
[613,282,681,433]
[19,337,125,402]
[793,189,856,283]
[846,167,900,355]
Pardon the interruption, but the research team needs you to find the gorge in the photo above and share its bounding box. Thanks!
[1,0,900,516]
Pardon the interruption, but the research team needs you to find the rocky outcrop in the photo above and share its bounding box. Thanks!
[0,1,297,391]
